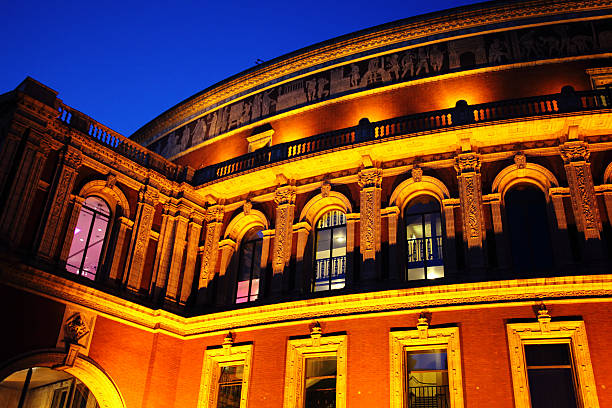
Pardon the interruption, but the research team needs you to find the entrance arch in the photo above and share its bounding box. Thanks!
[0,350,125,408]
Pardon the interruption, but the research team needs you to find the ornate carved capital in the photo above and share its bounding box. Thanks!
[63,146,83,169]
[274,185,296,205]
[454,153,481,174]
[138,186,158,206]
[358,167,382,189]
[560,141,590,164]
[205,205,224,223]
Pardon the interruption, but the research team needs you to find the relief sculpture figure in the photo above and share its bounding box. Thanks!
[415,47,430,75]
[350,64,360,87]
[306,78,317,101]
[317,77,329,99]
[401,51,415,78]
[429,46,444,72]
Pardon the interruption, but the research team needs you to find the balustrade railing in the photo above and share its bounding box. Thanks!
[406,385,449,408]
[407,236,443,264]
[315,255,346,285]
[56,103,181,181]
[192,87,612,185]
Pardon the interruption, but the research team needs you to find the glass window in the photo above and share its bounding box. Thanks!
[505,185,554,274]
[525,344,578,408]
[405,196,444,281]
[314,210,346,292]
[236,228,263,303]
[405,350,450,408]
[66,196,111,280]
[217,365,244,408]
[305,357,337,408]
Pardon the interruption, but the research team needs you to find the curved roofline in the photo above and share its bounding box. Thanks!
[130,0,595,143]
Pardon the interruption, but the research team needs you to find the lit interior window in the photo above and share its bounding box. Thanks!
[405,196,444,281]
[235,228,263,303]
[314,210,346,292]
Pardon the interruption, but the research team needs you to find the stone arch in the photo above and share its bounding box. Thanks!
[603,161,612,184]
[0,350,126,408]
[224,209,269,243]
[299,191,352,225]
[389,175,450,211]
[78,179,131,218]
[492,162,559,203]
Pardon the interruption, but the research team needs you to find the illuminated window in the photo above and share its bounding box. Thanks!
[198,343,253,408]
[284,334,347,408]
[405,196,444,281]
[236,228,263,303]
[390,327,463,408]
[506,319,600,408]
[313,210,346,292]
[66,196,111,280]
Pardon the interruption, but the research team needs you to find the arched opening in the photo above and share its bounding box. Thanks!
[505,185,554,274]
[235,227,264,303]
[404,196,444,281]
[313,210,346,292]
[65,197,111,280]
[0,367,100,408]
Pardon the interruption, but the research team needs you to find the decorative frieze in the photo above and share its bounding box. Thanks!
[560,141,602,239]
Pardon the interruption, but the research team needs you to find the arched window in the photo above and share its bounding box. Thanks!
[405,196,444,280]
[66,196,111,280]
[235,228,264,303]
[505,185,553,274]
[313,210,346,292]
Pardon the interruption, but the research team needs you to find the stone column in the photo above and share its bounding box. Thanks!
[293,222,311,293]
[38,146,83,259]
[485,193,510,271]
[0,133,51,245]
[271,185,296,294]
[108,216,133,281]
[454,153,485,269]
[441,198,459,277]
[345,213,358,286]
[560,141,602,240]
[358,167,382,281]
[125,186,158,292]
[165,205,191,302]
[151,203,175,297]
[179,211,204,305]
[216,238,237,305]
[197,205,224,300]
[383,206,401,282]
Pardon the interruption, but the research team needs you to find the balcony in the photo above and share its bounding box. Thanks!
[406,385,449,408]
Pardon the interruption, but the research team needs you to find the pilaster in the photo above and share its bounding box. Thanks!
[382,206,400,282]
[38,146,83,259]
[108,216,133,281]
[293,222,311,294]
[560,141,602,240]
[151,203,175,297]
[165,205,191,302]
[454,152,485,269]
[484,193,510,271]
[198,205,224,295]
[125,186,158,292]
[179,211,204,305]
[271,185,296,294]
[358,167,382,281]
[549,187,573,268]
[442,198,459,277]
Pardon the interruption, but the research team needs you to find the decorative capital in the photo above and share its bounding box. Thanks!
[417,312,429,339]
[358,167,382,189]
[411,166,423,182]
[310,321,322,346]
[514,152,526,169]
[63,147,83,169]
[537,304,551,332]
[205,205,224,223]
[560,141,590,164]
[243,200,252,215]
[454,153,481,175]
[321,181,331,198]
[64,313,89,345]
[138,186,158,206]
[274,185,296,205]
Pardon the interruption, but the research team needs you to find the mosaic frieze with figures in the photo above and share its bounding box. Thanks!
[148,19,612,158]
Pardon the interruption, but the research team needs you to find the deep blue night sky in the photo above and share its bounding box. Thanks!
[1,0,480,137]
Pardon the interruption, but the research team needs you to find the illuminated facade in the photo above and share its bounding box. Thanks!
[2,1,612,407]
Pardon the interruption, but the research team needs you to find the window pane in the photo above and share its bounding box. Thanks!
[80,214,109,280]
[406,350,449,407]
[66,207,95,270]
[238,243,254,281]
[406,215,423,239]
[217,366,243,408]
[316,229,331,259]
[407,350,447,371]
[305,357,337,408]
[527,368,578,408]
[525,344,572,366]
[332,226,347,251]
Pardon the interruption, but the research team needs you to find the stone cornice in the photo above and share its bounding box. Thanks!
[3,256,612,339]
[132,0,612,145]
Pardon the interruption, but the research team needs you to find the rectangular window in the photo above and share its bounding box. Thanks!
[217,365,244,408]
[305,356,337,407]
[524,344,578,408]
[405,350,450,408]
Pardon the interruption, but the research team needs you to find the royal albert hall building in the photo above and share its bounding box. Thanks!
[2,1,612,407]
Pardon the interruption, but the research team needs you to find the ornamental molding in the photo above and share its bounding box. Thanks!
[137,1,612,148]
[78,179,131,218]
[299,191,352,224]
[389,175,450,210]
[274,185,296,206]
[454,153,481,174]
[224,209,269,242]
[358,167,382,189]
[491,161,559,200]
[560,140,590,163]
